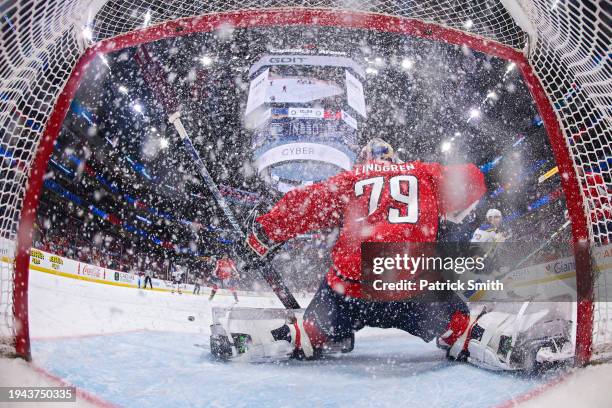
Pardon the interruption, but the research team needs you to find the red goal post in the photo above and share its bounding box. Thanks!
[0,1,609,365]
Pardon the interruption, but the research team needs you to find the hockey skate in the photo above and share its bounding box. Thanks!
[209,307,354,362]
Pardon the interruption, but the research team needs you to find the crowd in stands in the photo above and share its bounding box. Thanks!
[32,218,170,280]
[27,190,581,296]
[29,216,258,289]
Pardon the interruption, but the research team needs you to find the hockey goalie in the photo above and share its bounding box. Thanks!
[211,138,574,371]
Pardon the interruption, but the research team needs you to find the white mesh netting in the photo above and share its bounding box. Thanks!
[0,0,610,361]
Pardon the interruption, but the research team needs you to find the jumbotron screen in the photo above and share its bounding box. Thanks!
[245,54,366,190]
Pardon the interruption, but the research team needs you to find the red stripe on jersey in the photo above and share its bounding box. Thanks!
[247,233,268,257]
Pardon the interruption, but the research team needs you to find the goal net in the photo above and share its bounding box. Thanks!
[0,0,609,364]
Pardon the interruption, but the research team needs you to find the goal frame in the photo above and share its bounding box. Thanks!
[11,8,593,364]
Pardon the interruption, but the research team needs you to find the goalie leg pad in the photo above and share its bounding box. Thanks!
[209,307,348,362]
[210,307,316,362]
[457,305,573,371]
[464,311,515,370]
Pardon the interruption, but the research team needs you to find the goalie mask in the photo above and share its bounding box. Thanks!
[358,138,395,162]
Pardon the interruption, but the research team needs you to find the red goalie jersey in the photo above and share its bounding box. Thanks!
[256,160,486,298]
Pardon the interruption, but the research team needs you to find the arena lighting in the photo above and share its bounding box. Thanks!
[374,57,384,66]
[132,103,143,113]
[81,26,93,41]
[467,108,481,122]
[365,67,379,75]
[440,141,452,153]
[118,85,128,94]
[463,19,474,29]
[159,138,169,149]
[99,55,110,68]
[200,55,213,66]
[401,58,414,70]
[502,62,517,82]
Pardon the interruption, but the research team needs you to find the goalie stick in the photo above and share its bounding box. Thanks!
[134,45,300,309]
[168,111,299,309]
[169,113,241,233]
[515,220,571,270]
[168,113,300,309]
[486,219,571,283]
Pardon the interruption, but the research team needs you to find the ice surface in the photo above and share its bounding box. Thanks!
[33,331,546,408]
[6,271,604,407]
[0,358,100,408]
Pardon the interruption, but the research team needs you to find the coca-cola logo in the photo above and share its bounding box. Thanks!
[82,265,103,278]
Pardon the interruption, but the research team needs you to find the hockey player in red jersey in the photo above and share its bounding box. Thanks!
[245,138,487,359]
[209,254,239,302]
